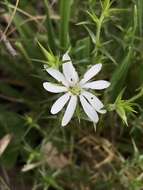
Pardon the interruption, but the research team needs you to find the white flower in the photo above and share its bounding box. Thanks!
[43,53,110,127]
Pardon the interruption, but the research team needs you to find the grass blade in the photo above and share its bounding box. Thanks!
[137,0,143,36]
[44,0,56,52]
[59,0,72,51]
[110,6,138,100]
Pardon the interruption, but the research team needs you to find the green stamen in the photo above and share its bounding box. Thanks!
[69,85,81,95]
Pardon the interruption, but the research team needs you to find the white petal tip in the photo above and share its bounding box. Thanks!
[98,63,102,68]
[63,52,68,56]
[98,109,107,114]
[61,121,67,127]
[43,82,46,89]
[94,117,99,123]
[43,82,49,90]
[106,81,111,88]
[62,119,70,127]
[91,119,99,124]
[50,109,56,115]
[62,52,70,62]
[44,64,47,69]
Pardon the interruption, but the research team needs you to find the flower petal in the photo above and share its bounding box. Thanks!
[79,95,99,123]
[62,53,79,85]
[51,93,70,114]
[62,52,72,63]
[81,91,106,113]
[80,64,102,85]
[82,80,110,90]
[44,65,69,87]
[43,82,67,93]
[62,95,77,126]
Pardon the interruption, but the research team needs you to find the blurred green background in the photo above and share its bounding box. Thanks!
[0,0,143,189]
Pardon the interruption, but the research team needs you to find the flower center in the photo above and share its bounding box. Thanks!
[69,85,81,95]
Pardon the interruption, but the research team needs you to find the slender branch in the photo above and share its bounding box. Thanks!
[0,29,17,56]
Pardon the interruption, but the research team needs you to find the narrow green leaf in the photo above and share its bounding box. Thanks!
[44,0,56,52]
[84,25,96,44]
[75,37,91,60]
[87,11,99,25]
[110,6,138,100]
[37,41,60,68]
[110,47,133,100]
[137,0,143,36]
[37,41,51,61]
[59,0,73,50]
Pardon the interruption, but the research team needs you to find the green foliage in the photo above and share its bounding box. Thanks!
[60,0,73,51]
[37,41,60,68]
[108,89,137,125]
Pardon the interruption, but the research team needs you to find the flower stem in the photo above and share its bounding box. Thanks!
[128,88,143,102]
[96,14,104,48]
